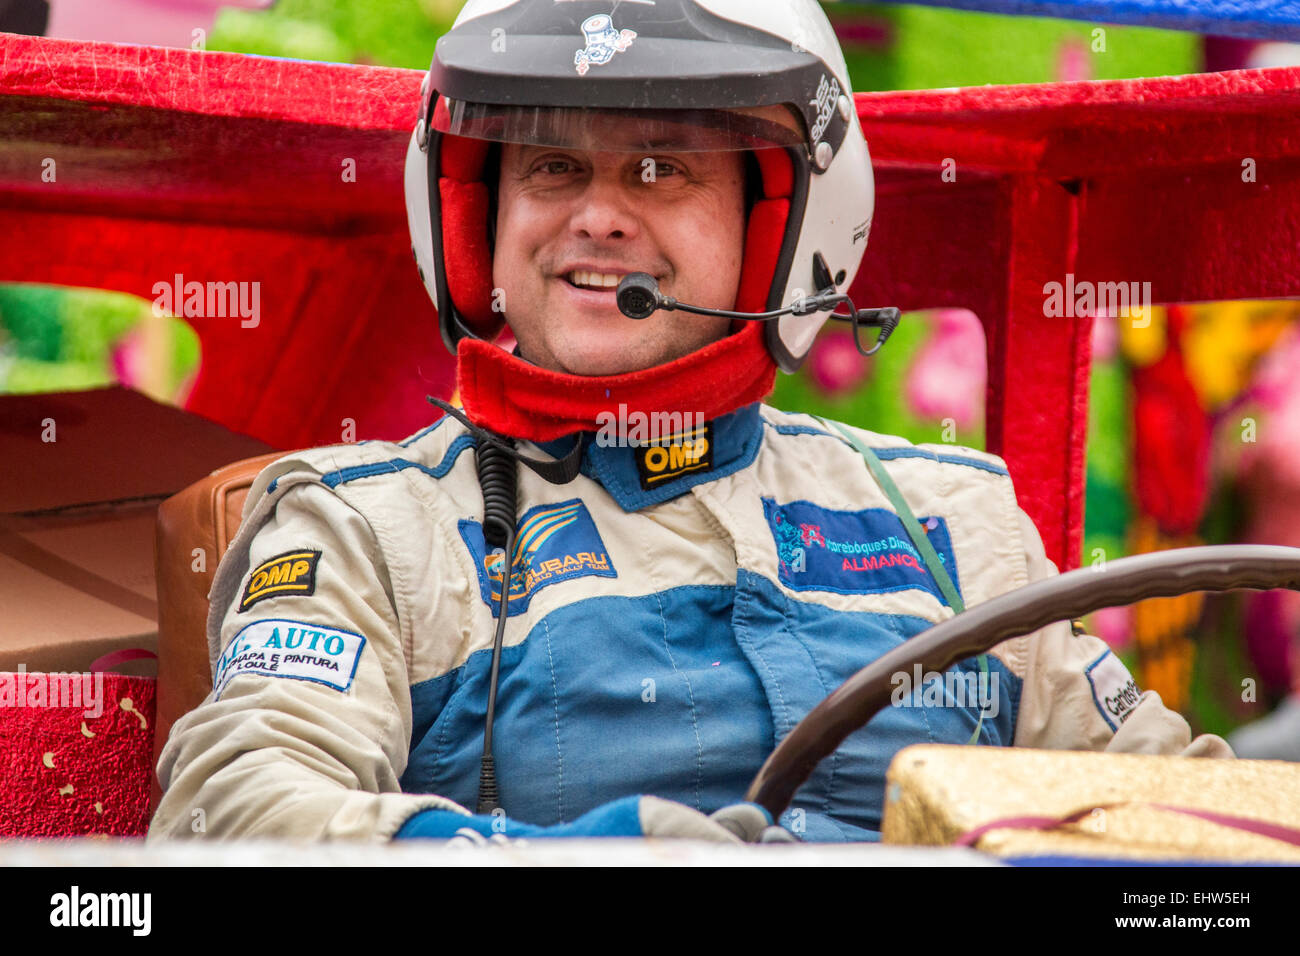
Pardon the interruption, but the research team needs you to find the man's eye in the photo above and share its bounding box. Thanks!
[536,160,576,175]
[644,160,681,178]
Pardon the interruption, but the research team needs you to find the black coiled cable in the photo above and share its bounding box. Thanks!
[425,396,588,816]
[477,438,518,552]
[474,436,518,815]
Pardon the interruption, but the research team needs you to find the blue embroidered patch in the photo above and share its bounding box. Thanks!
[460,498,618,617]
[1084,649,1142,731]
[762,498,961,606]
[213,619,367,699]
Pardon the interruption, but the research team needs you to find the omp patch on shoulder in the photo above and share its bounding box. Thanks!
[213,619,366,698]
[239,549,321,612]
[633,422,713,490]
[762,498,961,606]
[1085,649,1143,731]
[459,498,617,617]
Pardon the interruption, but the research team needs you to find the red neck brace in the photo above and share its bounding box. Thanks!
[456,323,776,441]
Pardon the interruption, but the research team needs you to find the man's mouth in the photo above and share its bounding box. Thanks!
[563,269,627,292]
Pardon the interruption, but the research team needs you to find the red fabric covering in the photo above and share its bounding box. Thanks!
[457,322,776,441]
[0,674,155,837]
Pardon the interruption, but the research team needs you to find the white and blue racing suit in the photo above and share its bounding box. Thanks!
[150,403,1230,843]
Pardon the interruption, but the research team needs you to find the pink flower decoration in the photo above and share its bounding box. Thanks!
[47,0,274,48]
[807,329,870,395]
[905,309,985,431]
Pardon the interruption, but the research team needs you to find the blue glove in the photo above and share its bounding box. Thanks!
[395,795,645,841]
[395,795,789,843]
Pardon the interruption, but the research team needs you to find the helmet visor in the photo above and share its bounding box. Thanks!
[432,99,806,152]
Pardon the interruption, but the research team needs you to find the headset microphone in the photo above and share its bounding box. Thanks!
[615,273,663,319]
[615,272,902,357]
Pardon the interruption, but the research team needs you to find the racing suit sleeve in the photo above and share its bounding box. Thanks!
[149,475,470,842]
[1007,507,1234,759]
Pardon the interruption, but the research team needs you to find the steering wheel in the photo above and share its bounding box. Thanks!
[744,545,1300,820]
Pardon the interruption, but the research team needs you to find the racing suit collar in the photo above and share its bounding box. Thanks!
[455,322,776,443]
[536,402,765,512]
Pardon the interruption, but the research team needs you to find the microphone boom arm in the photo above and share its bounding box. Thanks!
[616,272,902,358]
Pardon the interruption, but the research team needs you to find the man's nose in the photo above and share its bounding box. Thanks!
[566,172,641,242]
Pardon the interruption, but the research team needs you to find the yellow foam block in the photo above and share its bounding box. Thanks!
[882,745,1300,862]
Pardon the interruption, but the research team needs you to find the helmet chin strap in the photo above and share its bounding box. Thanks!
[452,321,777,443]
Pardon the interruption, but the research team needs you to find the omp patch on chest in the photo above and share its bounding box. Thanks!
[460,498,617,616]
[213,619,366,698]
[763,498,960,604]
[633,422,714,490]
[1086,649,1143,730]
[239,549,321,611]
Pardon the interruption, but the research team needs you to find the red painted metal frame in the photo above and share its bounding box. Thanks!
[0,36,456,449]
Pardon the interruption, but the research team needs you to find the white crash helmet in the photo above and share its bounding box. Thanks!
[404,0,875,372]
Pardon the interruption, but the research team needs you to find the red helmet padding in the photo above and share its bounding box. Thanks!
[735,198,790,314]
[734,147,794,314]
[438,178,498,336]
[435,130,794,338]
[440,132,491,182]
[753,146,794,199]
[438,133,498,335]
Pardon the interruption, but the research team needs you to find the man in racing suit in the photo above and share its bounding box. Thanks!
[150,0,1230,845]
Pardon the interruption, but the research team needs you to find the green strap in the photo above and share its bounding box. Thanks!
[817,418,963,611]
[815,417,989,745]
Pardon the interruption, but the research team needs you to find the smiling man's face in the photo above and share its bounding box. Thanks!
[492,127,747,376]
